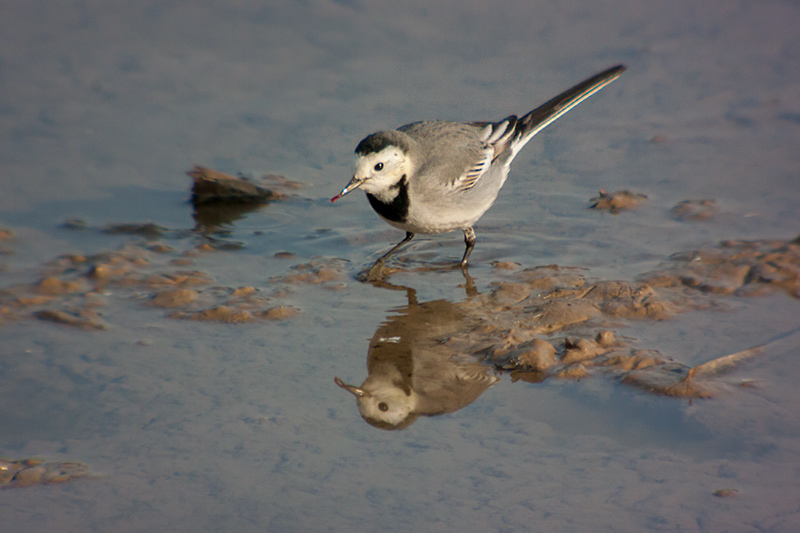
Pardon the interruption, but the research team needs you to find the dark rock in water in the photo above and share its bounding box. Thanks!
[188,166,304,229]
[188,166,281,205]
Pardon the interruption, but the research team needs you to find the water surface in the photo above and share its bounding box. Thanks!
[2,1,800,531]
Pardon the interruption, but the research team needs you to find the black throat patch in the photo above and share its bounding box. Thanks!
[366,175,409,224]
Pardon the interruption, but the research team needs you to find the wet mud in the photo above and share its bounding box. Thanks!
[0,237,334,327]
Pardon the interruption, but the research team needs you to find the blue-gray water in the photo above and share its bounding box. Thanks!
[2,1,800,531]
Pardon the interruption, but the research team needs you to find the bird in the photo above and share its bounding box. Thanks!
[331,64,626,280]
[334,292,499,430]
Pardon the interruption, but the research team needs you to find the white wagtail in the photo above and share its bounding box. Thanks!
[332,65,626,278]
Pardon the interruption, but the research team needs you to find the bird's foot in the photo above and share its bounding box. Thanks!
[358,259,388,283]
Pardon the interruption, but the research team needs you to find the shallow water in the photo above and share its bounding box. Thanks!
[2,1,800,531]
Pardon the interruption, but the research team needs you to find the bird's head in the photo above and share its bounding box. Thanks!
[334,376,419,430]
[331,131,415,202]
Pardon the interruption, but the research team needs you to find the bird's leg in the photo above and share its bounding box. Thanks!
[460,227,476,267]
[364,231,415,281]
[378,231,415,264]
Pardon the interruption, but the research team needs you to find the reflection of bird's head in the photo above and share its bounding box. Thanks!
[334,376,419,430]
[334,298,498,430]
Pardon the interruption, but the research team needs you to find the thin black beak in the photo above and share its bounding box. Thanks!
[334,376,367,397]
[331,176,363,202]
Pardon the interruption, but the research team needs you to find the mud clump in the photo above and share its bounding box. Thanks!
[36,277,84,295]
[642,237,800,299]
[490,282,531,304]
[103,223,168,239]
[713,489,740,498]
[491,261,520,270]
[589,190,648,214]
[271,260,346,286]
[561,337,608,364]
[513,339,557,371]
[529,300,602,333]
[581,281,673,320]
[259,306,300,320]
[670,199,717,222]
[149,288,199,308]
[482,269,675,336]
[0,458,93,489]
[34,309,106,330]
[231,286,257,298]
[171,306,259,323]
[171,305,299,323]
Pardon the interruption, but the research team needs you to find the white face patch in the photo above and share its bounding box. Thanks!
[357,386,416,426]
[353,146,409,194]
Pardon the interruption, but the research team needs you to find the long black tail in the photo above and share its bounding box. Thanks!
[474,64,626,162]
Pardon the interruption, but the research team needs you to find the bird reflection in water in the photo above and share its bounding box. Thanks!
[333,266,799,429]
[335,285,498,430]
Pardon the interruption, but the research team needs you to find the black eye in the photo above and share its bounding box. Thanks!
[374,163,384,172]
[378,402,389,412]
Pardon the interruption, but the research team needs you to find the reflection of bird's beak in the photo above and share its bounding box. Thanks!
[331,177,363,202]
[334,376,367,397]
